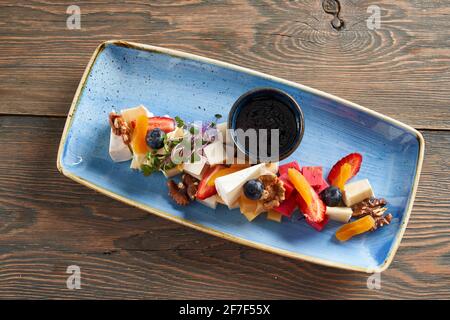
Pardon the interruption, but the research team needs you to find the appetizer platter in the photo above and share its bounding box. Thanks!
[57,41,424,272]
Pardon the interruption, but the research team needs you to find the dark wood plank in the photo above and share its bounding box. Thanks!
[0,0,449,129]
[0,116,448,299]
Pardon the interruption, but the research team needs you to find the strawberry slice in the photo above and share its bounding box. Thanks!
[196,165,226,200]
[273,194,297,217]
[327,153,362,187]
[279,173,295,199]
[278,161,301,176]
[131,117,176,133]
[295,185,328,231]
[288,168,328,231]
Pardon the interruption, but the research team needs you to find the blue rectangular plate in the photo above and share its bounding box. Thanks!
[57,41,424,272]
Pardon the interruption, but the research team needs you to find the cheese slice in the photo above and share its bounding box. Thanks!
[326,206,353,223]
[267,210,282,222]
[183,158,207,180]
[215,163,265,206]
[197,195,218,209]
[109,129,132,162]
[162,165,183,178]
[121,105,152,125]
[216,195,240,210]
[260,162,279,175]
[203,141,233,165]
[130,153,146,170]
[342,179,374,207]
[167,127,184,140]
[216,122,233,144]
[240,199,265,222]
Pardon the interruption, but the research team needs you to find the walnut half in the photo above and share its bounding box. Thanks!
[167,180,190,206]
[259,174,285,210]
[109,112,132,145]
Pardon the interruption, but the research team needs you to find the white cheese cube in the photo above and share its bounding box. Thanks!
[183,158,207,180]
[326,207,353,223]
[343,179,374,207]
[121,105,152,125]
[197,195,218,209]
[214,163,265,206]
[203,141,233,165]
[109,129,132,162]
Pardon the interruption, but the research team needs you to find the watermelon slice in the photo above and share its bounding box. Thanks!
[279,161,301,176]
[279,173,295,199]
[302,166,324,187]
[273,194,297,217]
[302,166,329,194]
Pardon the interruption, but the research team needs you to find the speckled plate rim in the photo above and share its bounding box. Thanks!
[57,40,425,273]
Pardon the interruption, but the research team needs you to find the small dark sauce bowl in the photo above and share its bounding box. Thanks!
[228,87,304,163]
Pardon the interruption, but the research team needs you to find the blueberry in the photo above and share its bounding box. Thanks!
[146,128,165,149]
[243,179,264,200]
[320,186,342,207]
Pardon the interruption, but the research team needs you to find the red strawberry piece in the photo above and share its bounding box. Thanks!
[130,116,176,133]
[196,165,226,200]
[279,161,301,176]
[327,153,362,185]
[302,166,324,187]
[273,194,297,217]
[279,173,295,199]
[295,188,328,231]
[147,117,176,133]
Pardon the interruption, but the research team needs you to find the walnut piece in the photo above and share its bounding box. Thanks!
[352,197,392,231]
[259,174,285,210]
[109,112,132,145]
[167,180,190,206]
[372,213,393,231]
[182,174,199,200]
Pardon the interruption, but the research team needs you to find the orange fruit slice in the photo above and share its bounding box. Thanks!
[288,168,312,207]
[335,215,375,242]
[131,115,149,154]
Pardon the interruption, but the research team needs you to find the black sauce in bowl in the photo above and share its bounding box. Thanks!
[228,88,304,162]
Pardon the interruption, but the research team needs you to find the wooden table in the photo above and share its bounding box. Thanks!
[0,0,449,299]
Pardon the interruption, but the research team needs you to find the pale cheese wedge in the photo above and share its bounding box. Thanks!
[216,195,240,210]
[203,140,234,165]
[197,195,218,209]
[215,163,266,206]
[260,162,279,175]
[342,179,374,207]
[183,158,207,180]
[167,127,184,140]
[326,207,353,223]
[130,153,146,170]
[121,105,152,125]
[216,122,233,144]
[109,129,132,162]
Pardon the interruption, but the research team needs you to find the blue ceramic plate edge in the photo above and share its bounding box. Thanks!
[57,40,425,273]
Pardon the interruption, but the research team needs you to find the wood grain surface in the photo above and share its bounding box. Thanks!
[0,0,449,299]
[0,117,449,299]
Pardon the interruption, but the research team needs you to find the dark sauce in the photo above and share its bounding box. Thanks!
[234,95,299,159]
